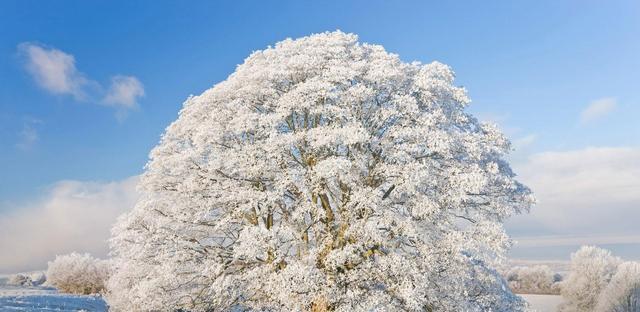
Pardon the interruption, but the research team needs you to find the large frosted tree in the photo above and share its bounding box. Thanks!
[107,31,533,311]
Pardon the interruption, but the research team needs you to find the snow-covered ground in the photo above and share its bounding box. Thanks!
[521,294,563,312]
[2,275,563,312]
[0,276,108,311]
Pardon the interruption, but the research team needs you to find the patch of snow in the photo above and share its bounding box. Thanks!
[0,294,108,311]
[0,278,107,311]
[521,294,563,312]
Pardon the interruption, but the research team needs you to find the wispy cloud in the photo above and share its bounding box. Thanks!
[16,117,42,151]
[579,97,616,125]
[475,112,510,125]
[18,42,144,117]
[18,43,91,100]
[512,134,537,151]
[103,75,145,110]
[0,176,138,273]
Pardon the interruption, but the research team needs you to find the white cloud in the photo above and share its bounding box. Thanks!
[579,97,616,124]
[513,134,537,147]
[18,43,90,100]
[0,176,138,273]
[475,112,510,125]
[103,75,144,109]
[507,147,640,240]
[18,42,144,117]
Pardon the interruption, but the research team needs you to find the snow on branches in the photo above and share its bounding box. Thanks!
[107,31,533,311]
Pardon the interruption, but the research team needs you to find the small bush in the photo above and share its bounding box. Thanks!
[46,252,111,295]
[30,271,47,286]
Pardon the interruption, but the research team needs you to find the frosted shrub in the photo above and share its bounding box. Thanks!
[559,246,622,312]
[108,31,533,311]
[46,252,111,295]
[596,261,640,312]
[30,271,47,286]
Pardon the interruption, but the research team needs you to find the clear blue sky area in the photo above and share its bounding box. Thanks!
[1,1,639,262]
[0,0,640,266]
[1,1,638,200]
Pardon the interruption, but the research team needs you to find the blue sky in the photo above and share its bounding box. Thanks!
[1,1,639,271]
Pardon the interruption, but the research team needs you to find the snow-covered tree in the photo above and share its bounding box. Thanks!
[46,252,112,295]
[560,246,622,312]
[596,261,640,312]
[107,31,533,311]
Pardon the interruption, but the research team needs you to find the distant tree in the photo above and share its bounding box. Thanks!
[560,246,622,312]
[596,261,640,312]
[7,273,32,286]
[6,271,46,287]
[46,252,111,295]
[107,31,533,311]
[505,265,560,294]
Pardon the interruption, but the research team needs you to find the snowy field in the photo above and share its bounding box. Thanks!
[2,275,563,312]
[0,276,107,311]
[0,285,562,312]
[521,294,563,312]
[1,276,563,312]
